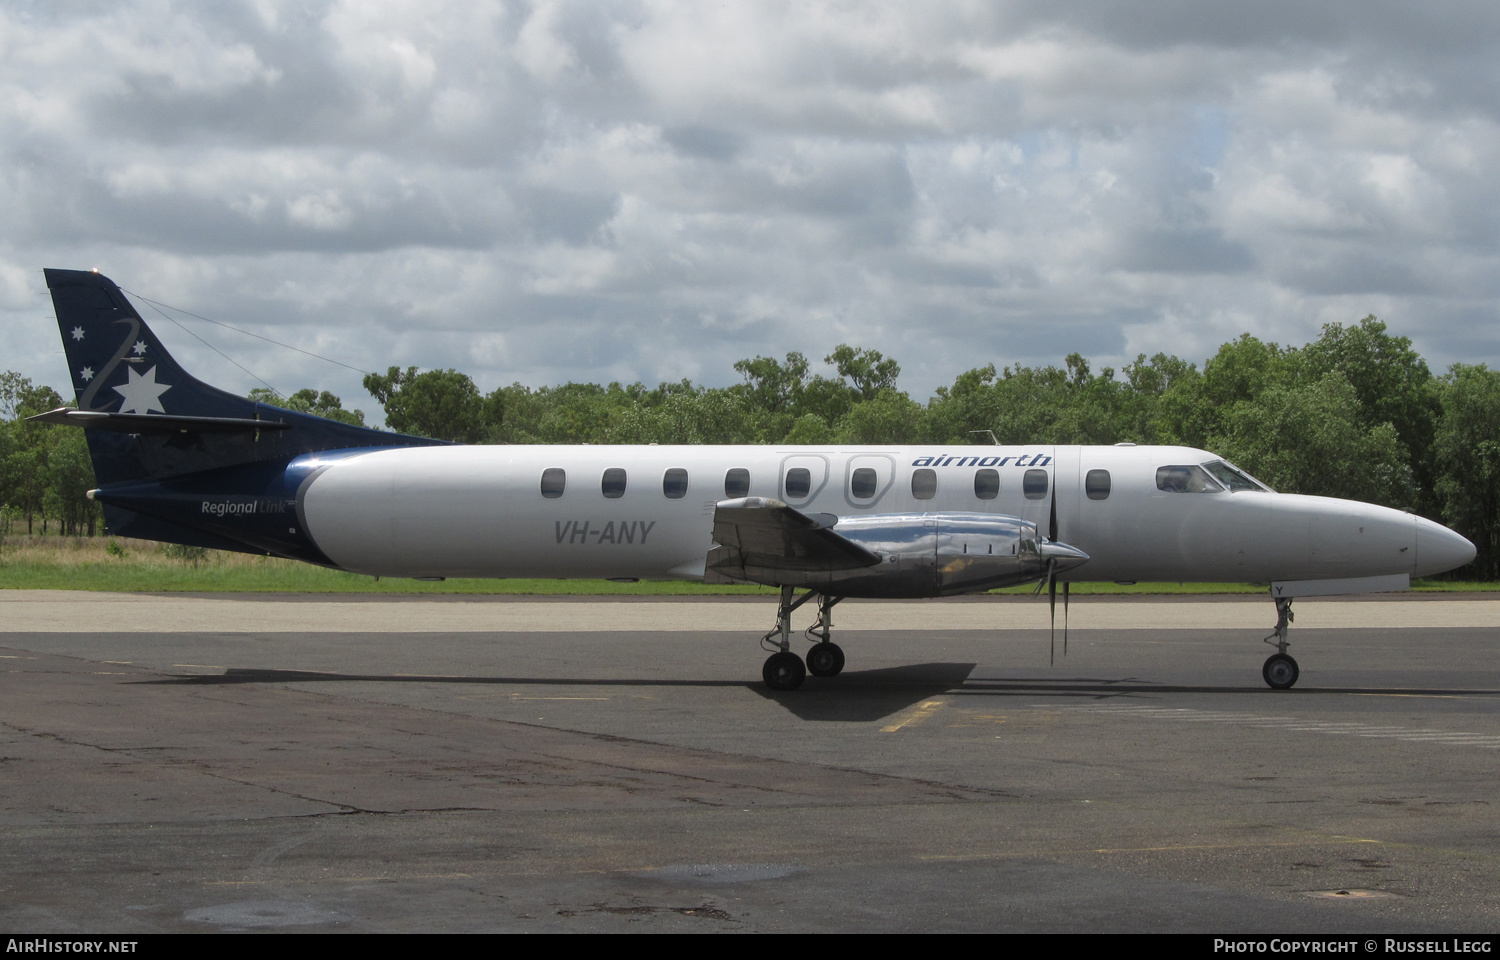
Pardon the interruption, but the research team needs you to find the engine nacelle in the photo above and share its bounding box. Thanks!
[790,512,1088,599]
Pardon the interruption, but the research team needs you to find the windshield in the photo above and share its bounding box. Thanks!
[1202,459,1270,492]
[1155,464,1223,493]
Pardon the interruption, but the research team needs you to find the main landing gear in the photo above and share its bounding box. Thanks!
[760,585,845,691]
[1261,596,1300,690]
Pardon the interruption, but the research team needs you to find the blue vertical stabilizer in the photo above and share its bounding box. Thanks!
[39,268,443,560]
[42,268,441,487]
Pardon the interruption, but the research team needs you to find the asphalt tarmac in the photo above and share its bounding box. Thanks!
[2,592,1498,933]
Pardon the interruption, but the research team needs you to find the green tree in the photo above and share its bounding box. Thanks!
[837,389,925,444]
[1301,316,1439,509]
[733,352,809,415]
[1179,335,1297,449]
[363,366,485,443]
[609,389,758,444]
[41,428,100,536]
[825,345,900,401]
[3,378,66,534]
[1121,352,1201,445]
[1432,364,1500,579]
[249,387,367,426]
[1208,373,1415,507]
[782,413,837,444]
[0,418,17,514]
[1,370,35,420]
[488,381,635,444]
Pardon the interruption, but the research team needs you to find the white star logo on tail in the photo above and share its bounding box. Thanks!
[114,364,170,414]
[71,327,85,341]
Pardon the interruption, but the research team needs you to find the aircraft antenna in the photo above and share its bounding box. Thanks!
[133,295,287,399]
[124,290,375,382]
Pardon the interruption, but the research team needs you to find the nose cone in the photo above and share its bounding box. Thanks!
[1040,540,1090,574]
[1414,516,1477,577]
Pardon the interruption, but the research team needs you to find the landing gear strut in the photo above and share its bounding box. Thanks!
[759,587,845,690]
[1261,596,1300,690]
[806,595,845,677]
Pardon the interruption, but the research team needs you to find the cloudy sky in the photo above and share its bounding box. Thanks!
[3,1,1498,421]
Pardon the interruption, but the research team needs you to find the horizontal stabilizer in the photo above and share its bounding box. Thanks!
[28,406,291,434]
[706,497,880,584]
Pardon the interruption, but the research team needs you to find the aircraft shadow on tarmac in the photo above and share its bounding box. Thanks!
[142,665,1500,724]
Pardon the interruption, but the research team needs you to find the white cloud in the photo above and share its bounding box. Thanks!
[2,0,1498,422]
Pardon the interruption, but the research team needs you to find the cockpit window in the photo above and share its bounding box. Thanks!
[1202,459,1269,492]
[1156,464,1222,493]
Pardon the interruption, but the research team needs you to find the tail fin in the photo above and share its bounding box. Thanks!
[42,268,437,486]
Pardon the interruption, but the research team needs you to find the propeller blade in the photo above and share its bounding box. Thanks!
[1048,472,1059,542]
[1063,580,1070,657]
[1047,460,1059,664]
[1047,558,1057,666]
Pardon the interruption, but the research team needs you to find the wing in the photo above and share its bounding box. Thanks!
[705,497,880,584]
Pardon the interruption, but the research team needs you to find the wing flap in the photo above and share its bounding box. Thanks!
[706,497,879,584]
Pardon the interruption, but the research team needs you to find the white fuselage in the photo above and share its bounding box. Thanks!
[295,444,1474,587]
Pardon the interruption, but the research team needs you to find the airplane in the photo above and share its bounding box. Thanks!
[30,268,1478,691]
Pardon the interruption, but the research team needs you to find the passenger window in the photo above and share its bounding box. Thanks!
[1023,469,1048,500]
[1085,469,1111,500]
[602,467,627,499]
[911,468,937,500]
[974,469,999,500]
[663,467,688,499]
[540,468,566,499]
[785,467,812,499]
[724,467,750,498]
[850,467,877,500]
[1155,465,1219,493]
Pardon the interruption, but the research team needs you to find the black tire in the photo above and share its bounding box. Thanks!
[763,651,806,691]
[806,642,846,677]
[1263,653,1300,690]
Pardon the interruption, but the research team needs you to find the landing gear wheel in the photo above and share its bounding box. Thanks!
[763,651,807,691]
[806,642,845,678]
[1263,653,1300,690]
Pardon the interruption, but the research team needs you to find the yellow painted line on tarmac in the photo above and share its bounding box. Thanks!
[881,700,948,732]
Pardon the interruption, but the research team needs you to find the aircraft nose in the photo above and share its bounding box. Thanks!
[1414,516,1476,577]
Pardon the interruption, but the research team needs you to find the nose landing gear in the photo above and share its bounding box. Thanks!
[1262,596,1300,690]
